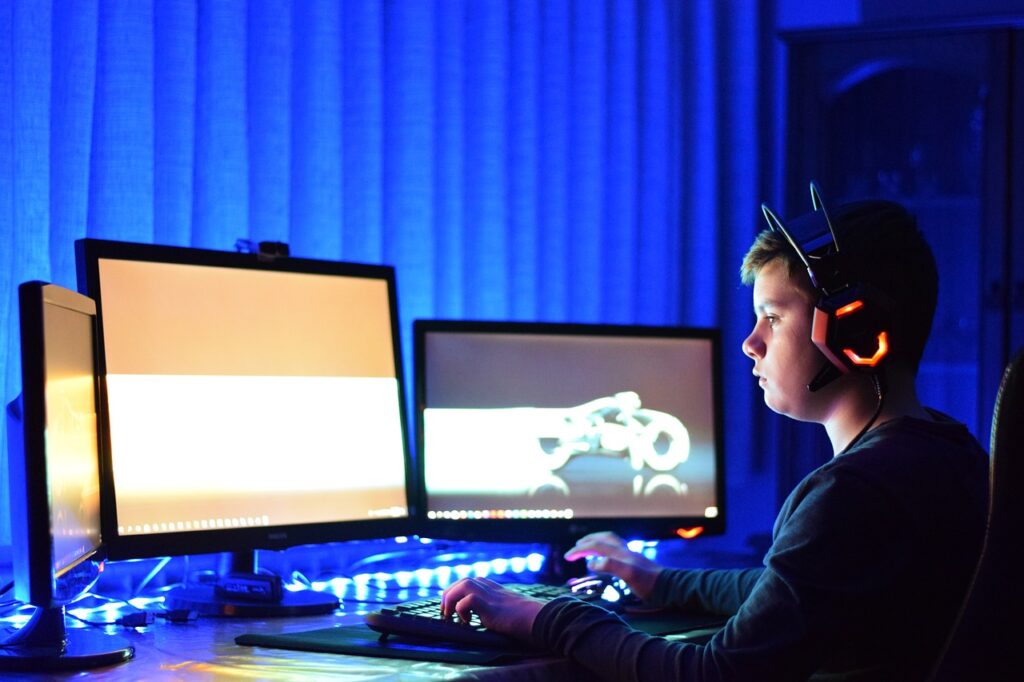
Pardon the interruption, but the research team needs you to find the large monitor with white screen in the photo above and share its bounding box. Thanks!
[76,239,413,614]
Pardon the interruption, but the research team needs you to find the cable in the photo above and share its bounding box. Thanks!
[0,599,25,617]
[65,609,154,629]
[839,372,886,456]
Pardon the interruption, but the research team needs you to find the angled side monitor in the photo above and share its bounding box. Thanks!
[76,239,414,615]
[413,320,725,574]
[2,282,133,671]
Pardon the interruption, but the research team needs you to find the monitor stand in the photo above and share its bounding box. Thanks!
[164,550,339,617]
[0,606,134,672]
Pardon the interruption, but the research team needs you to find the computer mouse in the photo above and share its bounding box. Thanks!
[565,573,643,611]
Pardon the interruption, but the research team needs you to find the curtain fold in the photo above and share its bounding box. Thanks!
[288,0,334,255]
[0,0,772,550]
[152,0,196,247]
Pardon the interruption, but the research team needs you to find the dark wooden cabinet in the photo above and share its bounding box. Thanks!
[778,22,1024,491]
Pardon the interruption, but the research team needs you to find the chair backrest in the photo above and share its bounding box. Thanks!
[931,348,1024,681]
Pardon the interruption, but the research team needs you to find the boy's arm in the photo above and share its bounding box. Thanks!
[532,567,819,682]
[530,466,909,681]
[648,566,765,615]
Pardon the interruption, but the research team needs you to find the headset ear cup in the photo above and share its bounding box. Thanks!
[813,283,894,374]
[811,306,850,374]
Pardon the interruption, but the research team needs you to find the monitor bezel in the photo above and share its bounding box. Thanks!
[412,319,726,545]
[8,282,105,607]
[75,238,415,561]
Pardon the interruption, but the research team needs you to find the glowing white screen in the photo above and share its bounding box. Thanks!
[97,257,409,535]
[421,331,720,520]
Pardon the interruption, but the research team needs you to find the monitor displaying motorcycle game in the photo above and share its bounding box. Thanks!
[413,320,725,546]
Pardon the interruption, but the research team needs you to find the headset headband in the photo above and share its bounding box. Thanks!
[761,182,844,295]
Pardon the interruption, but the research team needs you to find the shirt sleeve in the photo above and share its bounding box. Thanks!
[532,572,819,682]
[648,567,764,614]
[531,465,911,681]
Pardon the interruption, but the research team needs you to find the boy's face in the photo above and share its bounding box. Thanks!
[742,259,835,422]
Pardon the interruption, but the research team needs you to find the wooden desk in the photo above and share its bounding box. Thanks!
[2,540,749,678]
[5,608,496,680]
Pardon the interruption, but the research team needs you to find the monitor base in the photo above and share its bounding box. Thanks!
[165,584,339,618]
[0,607,134,672]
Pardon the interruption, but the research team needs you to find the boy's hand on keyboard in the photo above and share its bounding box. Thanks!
[441,578,547,640]
[563,531,663,601]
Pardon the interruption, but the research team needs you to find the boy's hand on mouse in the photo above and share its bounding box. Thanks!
[563,531,663,601]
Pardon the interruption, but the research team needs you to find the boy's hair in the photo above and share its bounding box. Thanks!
[740,200,938,372]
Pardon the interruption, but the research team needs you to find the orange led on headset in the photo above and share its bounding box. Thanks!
[835,300,864,318]
[676,527,704,540]
[843,331,889,366]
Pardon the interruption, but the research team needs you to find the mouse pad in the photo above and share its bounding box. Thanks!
[236,613,724,665]
[235,623,538,665]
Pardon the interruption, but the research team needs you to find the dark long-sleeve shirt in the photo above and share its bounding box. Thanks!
[532,412,988,681]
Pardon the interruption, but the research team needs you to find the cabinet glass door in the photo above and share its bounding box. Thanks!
[786,28,1011,445]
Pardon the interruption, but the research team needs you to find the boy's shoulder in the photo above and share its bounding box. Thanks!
[803,411,988,504]
[835,411,984,469]
[776,412,987,543]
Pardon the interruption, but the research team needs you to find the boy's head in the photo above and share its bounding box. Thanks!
[741,199,938,374]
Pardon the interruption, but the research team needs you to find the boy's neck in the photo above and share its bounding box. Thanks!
[824,366,930,455]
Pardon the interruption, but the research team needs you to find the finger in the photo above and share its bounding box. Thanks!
[564,540,624,562]
[441,589,453,619]
[572,532,624,550]
[441,578,470,619]
[564,545,600,561]
[565,549,607,562]
[454,593,479,624]
[564,538,607,559]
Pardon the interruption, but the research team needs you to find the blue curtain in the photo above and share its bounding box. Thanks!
[0,0,772,552]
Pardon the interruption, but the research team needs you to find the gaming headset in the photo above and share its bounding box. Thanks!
[761,182,894,393]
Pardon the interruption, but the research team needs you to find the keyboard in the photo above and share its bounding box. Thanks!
[364,581,623,649]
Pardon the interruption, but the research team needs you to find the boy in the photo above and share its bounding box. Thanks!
[441,195,989,680]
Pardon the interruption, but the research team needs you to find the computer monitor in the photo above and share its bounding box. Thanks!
[75,238,413,615]
[2,282,133,671]
[413,320,725,575]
